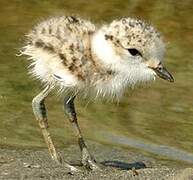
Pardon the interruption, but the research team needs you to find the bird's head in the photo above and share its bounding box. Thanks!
[92,17,174,86]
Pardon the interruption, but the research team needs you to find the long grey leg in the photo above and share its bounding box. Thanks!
[32,86,79,172]
[64,96,100,170]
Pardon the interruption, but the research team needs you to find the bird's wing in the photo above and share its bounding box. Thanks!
[23,16,96,82]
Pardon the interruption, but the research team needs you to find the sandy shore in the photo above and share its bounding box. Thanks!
[0,142,193,180]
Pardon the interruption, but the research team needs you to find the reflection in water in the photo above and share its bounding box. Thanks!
[0,0,193,166]
[101,131,193,164]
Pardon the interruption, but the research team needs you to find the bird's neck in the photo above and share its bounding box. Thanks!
[89,30,127,99]
[91,29,118,69]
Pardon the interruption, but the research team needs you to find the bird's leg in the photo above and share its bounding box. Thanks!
[32,86,79,172]
[64,96,100,170]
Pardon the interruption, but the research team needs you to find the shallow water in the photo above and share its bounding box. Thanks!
[0,0,193,165]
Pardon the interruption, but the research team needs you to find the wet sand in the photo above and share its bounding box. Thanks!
[0,141,193,180]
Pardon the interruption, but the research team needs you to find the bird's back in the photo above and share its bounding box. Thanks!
[22,16,97,88]
[27,16,95,48]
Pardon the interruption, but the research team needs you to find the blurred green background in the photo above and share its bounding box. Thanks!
[0,0,193,165]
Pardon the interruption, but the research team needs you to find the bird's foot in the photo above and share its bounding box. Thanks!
[53,155,81,174]
[81,148,101,171]
[66,164,81,175]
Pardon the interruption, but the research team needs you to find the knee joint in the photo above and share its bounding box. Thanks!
[32,97,47,119]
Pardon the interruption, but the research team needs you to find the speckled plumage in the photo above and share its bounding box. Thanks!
[20,16,173,172]
[21,16,165,99]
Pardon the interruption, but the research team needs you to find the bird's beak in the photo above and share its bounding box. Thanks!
[152,65,174,82]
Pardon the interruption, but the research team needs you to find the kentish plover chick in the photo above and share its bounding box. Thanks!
[21,16,174,172]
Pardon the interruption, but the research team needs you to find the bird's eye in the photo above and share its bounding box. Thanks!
[127,48,142,56]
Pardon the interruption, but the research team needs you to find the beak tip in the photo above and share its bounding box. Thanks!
[153,66,174,83]
[168,74,174,83]
[169,78,174,83]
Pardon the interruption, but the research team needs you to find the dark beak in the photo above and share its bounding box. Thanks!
[153,66,174,82]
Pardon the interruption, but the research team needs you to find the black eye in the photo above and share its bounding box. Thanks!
[127,48,142,56]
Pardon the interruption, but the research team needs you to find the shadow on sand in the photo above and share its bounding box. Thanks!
[101,161,146,170]
[69,160,146,170]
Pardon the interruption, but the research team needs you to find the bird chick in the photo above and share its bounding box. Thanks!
[22,16,173,99]
[21,16,174,172]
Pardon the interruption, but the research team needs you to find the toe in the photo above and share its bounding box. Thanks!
[67,165,81,175]
[84,159,101,171]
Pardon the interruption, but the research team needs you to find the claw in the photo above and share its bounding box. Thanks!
[66,164,82,175]
[87,160,101,171]
[70,165,81,172]
[81,148,101,171]
[56,158,81,174]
